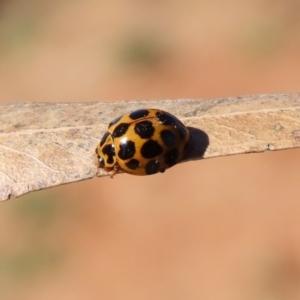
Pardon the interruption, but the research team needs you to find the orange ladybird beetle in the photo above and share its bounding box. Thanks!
[95,109,190,177]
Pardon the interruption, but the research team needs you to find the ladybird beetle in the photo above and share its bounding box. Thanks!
[95,109,190,177]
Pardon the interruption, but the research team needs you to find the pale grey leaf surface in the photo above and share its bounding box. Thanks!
[1,93,300,200]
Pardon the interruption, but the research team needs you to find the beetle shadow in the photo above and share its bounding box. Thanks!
[183,127,209,162]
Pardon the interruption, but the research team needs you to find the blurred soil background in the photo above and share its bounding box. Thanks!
[1,1,300,299]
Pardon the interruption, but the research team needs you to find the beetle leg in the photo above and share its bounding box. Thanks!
[110,164,120,178]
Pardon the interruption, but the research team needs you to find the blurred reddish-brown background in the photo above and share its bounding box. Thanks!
[1,1,300,299]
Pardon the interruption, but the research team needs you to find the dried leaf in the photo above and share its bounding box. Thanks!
[1,93,300,200]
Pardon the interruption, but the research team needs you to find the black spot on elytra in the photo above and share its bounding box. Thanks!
[164,148,179,166]
[156,111,176,125]
[141,140,163,159]
[125,159,140,170]
[100,132,110,147]
[102,144,115,156]
[107,156,114,164]
[108,116,122,128]
[113,123,130,138]
[129,109,149,120]
[134,120,154,139]
[118,140,135,160]
[145,160,160,175]
[102,144,115,165]
[160,129,176,147]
